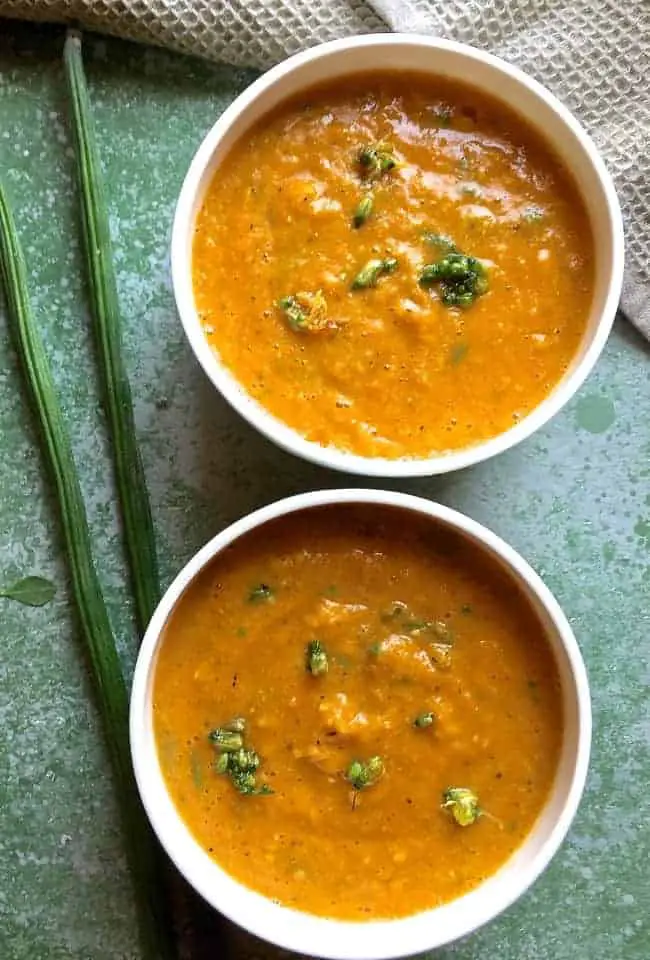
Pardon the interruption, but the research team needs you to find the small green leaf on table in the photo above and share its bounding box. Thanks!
[0,575,56,607]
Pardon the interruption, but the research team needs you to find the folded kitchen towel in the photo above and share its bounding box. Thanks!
[1,0,648,337]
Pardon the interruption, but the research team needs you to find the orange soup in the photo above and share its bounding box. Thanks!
[153,505,563,919]
[193,72,593,459]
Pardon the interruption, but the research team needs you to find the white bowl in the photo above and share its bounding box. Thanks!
[171,34,624,478]
[130,489,591,958]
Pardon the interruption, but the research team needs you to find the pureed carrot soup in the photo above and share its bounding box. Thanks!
[153,505,563,919]
[192,72,594,459]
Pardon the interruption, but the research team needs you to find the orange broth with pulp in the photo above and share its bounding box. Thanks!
[192,72,594,459]
[153,505,563,919]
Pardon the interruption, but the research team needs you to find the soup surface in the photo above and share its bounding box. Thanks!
[193,72,593,459]
[154,506,563,919]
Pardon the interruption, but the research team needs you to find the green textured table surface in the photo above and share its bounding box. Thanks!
[1,22,648,960]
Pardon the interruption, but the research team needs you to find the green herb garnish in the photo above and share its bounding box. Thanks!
[236,778,273,797]
[306,639,329,676]
[420,253,488,308]
[214,752,230,775]
[357,143,397,177]
[277,289,331,333]
[352,194,374,228]
[0,575,56,607]
[248,583,275,603]
[208,728,244,752]
[351,257,398,290]
[413,712,436,729]
[346,756,384,791]
[227,750,270,796]
[233,747,260,771]
[210,722,273,796]
[442,787,481,826]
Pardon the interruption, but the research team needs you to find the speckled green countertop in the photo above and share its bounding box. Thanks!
[0,22,648,960]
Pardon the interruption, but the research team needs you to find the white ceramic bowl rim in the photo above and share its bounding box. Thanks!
[130,488,592,959]
[171,33,625,478]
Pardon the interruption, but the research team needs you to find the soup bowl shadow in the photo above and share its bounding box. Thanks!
[130,489,591,958]
[171,33,624,479]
